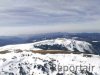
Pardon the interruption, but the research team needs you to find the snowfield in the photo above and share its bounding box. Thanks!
[0,52,100,75]
[0,38,95,54]
[0,38,100,75]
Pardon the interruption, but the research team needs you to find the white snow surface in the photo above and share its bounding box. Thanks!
[0,52,100,75]
[0,38,99,75]
[0,38,94,53]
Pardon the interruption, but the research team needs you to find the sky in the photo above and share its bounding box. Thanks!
[0,0,100,35]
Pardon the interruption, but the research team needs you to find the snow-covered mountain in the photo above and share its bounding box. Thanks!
[33,38,94,54]
[0,38,94,54]
[0,38,100,75]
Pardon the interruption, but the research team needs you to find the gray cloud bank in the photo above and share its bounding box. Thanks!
[0,0,100,35]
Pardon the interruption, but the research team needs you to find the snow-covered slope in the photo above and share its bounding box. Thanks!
[0,43,41,51]
[34,38,94,53]
[0,38,94,54]
[0,52,100,75]
[0,38,99,75]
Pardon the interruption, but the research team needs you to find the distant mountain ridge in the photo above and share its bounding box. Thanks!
[33,38,94,54]
[0,33,100,54]
[0,33,100,47]
[0,38,95,54]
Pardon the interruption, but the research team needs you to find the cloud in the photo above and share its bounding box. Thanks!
[0,0,100,25]
[0,0,100,35]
